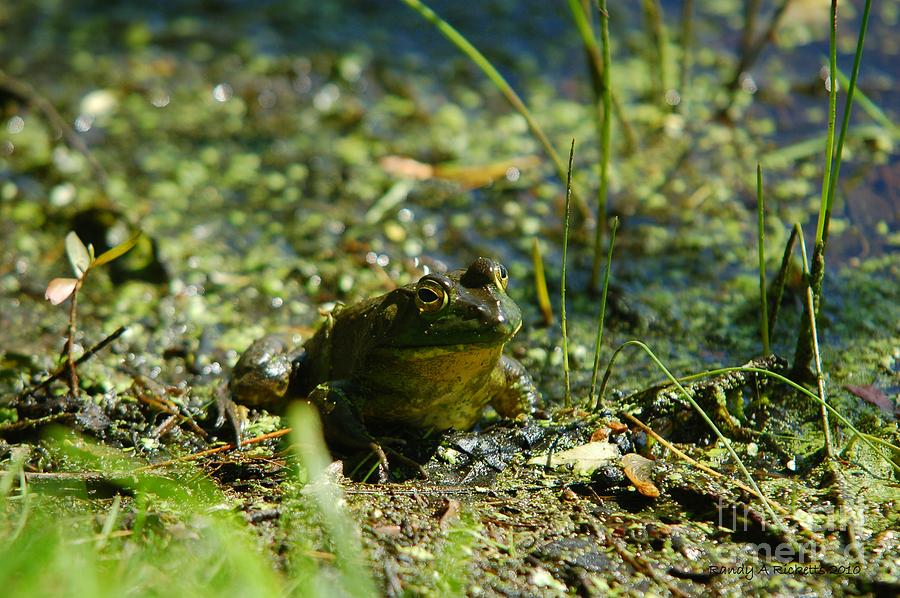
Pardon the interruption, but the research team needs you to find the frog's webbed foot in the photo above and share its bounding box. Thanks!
[308,381,427,480]
[380,444,428,479]
[215,383,247,448]
[489,355,542,419]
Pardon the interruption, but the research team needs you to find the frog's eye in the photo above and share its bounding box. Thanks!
[495,263,509,290]
[415,281,448,313]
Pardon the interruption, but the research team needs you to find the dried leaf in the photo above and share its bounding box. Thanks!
[433,155,540,189]
[65,231,90,276]
[528,441,621,475]
[607,420,628,434]
[590,428,608,442]
[45,277,78,305]
[92,230,142,268]
[379,155,433,180]
[380,154,540,189]
[845,384,896,417]
[621,453,660,498]
[438,498,461,529]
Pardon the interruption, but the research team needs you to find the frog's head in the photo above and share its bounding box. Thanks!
[382,257,523,348]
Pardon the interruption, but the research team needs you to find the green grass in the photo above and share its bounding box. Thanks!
[0,415,375,598]
[3,1,896,595]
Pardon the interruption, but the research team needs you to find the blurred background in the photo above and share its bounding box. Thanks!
[1,0,897,402]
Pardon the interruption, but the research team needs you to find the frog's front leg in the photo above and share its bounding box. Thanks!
[306,380,374,452]
[230,334,303,410]
[488,355,541,419]
[308,381,427,480]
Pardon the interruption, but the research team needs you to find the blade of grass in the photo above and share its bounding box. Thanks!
[820,0,873,248]
[797,0,872,373]
[589,216,618,405]
[531,238,554,326]
[288,404,377,598]
[669,364,900,474]
[756,164,769,355]
[767,225,798,341]
[561,140,576,408]
[400,0,589,218]
[760,125,886,167]
[834,65,899,139]
[591,0,613,289]
[814,0,839,247]
[567,0,611,258]
[677,0,694,113]
[794,225,833,458]
[641,0,671,109]
[95,495,121,550]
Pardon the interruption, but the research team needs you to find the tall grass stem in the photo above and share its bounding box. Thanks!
[589,216,618,406]
[795,225,834,457]
[815,1,839,246]
[590,0,613,289]
[756,164,769,355]
[820,0,873,247]
[560,140,576,408]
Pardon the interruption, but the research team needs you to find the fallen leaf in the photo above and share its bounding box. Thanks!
[621,453,660,498]
[379,155,433,180]
[380,154,540,189]
[528,441,621,475]
[607,420,628,434]
[438,498,460,529]
[590,428,608,442]
[845,384,896,417]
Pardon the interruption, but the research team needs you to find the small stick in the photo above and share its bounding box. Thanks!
[721,0,792,115]
[132,427,292,473]
[64,281,82,397]
[0,70,110,189]
[20,326,127,399]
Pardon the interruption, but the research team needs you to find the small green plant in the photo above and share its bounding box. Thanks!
[44,230,141,398]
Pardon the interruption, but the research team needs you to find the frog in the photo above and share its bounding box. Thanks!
[229,257,540,465]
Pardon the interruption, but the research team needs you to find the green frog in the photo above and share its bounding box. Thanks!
[230,257,540,457]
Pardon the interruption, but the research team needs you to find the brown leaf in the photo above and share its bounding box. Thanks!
[379,155,433,180]
[621,453,660,498]
[45,278,78,305]
[845,384,897,417]
[380,154,540,189]
[438,498,461,529]
[607,420,628,434]
[590,428,608,442]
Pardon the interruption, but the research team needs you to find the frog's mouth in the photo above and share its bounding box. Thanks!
[379,319,521,350]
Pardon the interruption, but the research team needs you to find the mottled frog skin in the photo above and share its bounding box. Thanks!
[230,257,540,448]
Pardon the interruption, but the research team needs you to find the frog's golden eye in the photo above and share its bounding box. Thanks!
[415,281,448,313]
[495,263,509,290]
